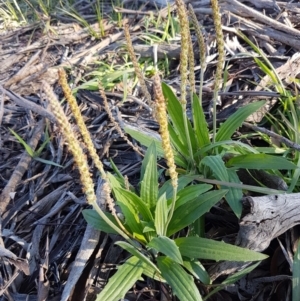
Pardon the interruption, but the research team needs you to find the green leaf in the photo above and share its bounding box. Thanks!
[162,83,197,152]
[175,237,268,261]
[182,260,211,285]
[225,169,243,218]
[157,256,203,301]
[112,189,146,242]
[148,236,183,264]
[124,126,187,168]
[201,156,242,218]
[175,184,212,209]
[34,157,63,167]
[223,261,261,285]
[142,261,166,282]
[114,188,153,222]
[107,172,122,189]
[141,142,158,210]
[255,147,286,154]
[159,175,198,199]
[9,128,34,157]
[196,140,259,157]
[109,159,126,185]
[192,93,210,148]
[238,31,284,88]
[162,83,186,144]
[142,221,156,233]
[95,256,144,301]
[35,127,51,156]
[116,241,160,274]
[124,126,164,153]
[155,193,168,236]
[215,101,266,142]
[201,155,228,181]
[227,153,297,170]
[168,123,190,157]
[194,176,286,194]
[82,209,119,234]
[168,190,227,236]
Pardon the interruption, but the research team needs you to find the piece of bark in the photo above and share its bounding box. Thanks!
[210,193,300,281]
[236,194,300,251]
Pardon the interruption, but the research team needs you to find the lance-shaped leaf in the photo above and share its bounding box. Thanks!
[216,101,266,142]
[148,236,183,264]
[96,256,144,301]
[141,142,158,210]
[175,237,268,261]
[167,190,227,236]
[157,256,203,301]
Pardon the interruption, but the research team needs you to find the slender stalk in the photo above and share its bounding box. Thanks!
[188,4,207,107]
[211,0,225,143]
[175,0,195,165]
[188,31,196,106]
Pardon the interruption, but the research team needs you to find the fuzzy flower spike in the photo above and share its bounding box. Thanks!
[42,81,131,241]
[58,69,106,179]
[153,74,178,232]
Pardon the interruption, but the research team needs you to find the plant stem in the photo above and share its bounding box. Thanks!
[91,200,136,243]
[165,186,178,235]
[213,89,218,143]
[183,108,195,167]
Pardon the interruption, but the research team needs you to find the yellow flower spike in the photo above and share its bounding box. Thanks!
[188,33,196,94]
[211,0,224,89]
[42,81,96,205]
[43,81,132,242]
[103,181,114,213]
[175,0,190,106]
[58,69,107,179]
[211,0,225,142]
[188,32,196,112]
[153,74,178,190]
[189,4,207,106]
[124,24,152,107]
[103,181,130,234]
[124,175,130,191]
[153,74,178,234]
[175,0,195,166]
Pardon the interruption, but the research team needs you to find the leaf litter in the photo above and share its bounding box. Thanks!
[1,0,300,300]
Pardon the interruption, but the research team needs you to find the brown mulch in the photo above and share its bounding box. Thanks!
[1,0,300,300]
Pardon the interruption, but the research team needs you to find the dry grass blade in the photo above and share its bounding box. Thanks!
[0,245,29,275]
[0,118,45,213]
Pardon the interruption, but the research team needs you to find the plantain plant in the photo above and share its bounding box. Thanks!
[43,69,268,301]
[41,0,298,300]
